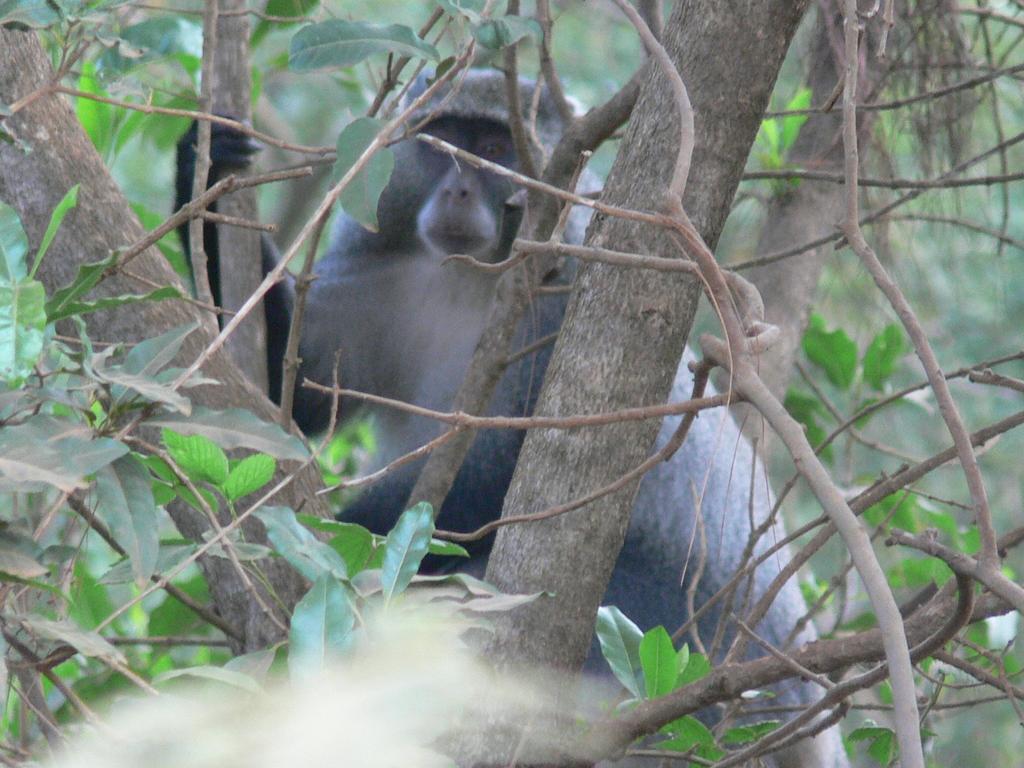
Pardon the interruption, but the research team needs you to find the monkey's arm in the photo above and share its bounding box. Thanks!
[174,121,292,404]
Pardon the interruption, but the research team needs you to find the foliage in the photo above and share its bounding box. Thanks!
[1,0,1023,765]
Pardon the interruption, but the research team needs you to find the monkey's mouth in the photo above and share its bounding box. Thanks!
[422,226,493,257]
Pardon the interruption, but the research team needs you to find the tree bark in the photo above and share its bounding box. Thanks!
[0,28,322,651]
[485,0,811,673]
[211,0,269,393]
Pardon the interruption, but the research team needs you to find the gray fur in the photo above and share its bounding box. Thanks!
[287,69,848,766]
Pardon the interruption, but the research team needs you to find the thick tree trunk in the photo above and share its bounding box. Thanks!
[211,0,269,393]
[485,0,811,672]
[0,28,321,651]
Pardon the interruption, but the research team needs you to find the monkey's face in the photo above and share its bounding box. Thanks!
[411,117,519,261]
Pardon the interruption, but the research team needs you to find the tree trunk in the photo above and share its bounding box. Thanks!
[485,0,811,673]
[0,28,322,651]
[211,0,269,393]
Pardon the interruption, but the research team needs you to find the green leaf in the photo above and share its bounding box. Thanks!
[802,314,858,390]
[0,0,61,28]
[783,388,833,462]
[148,407,308,461]
[658,715,723,760]
[16,616,125,664]
[427,538,470,558]
[329,526,376,575]
[676,652,710,687]
[0,279,46,383]
[162,429,229,486]
[48,286,180,325]
[289,574,355,680]
[639,626,677,698]
[253,0,319,44]
[289,20,439,72]
[222,454,276,501]
[849,722,896,765]
[332,117,395,231]
[780,87,811,151]
[0,416,128,493]
[862,324,905,391]
[0,201,29,281]
[0,543,47,579]
[473,16,542,50]
[256,506,348,582]
[94,454,159,586]
[76,62,113,156]
[156,665,263,693]
[149,572,209,635]
[381,502,434,602]
[438,0,486,23]
[595,605,644,698]
[44,251,119,321]
[96,17,203,77]
[722,720,780,745]
[31,184,78,278]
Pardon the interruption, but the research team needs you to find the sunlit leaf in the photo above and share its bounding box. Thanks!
[289,20,438,72]
[333,117,395,231]
[381,502,434,602]
[289,574,355,680]
[595,605,644,698]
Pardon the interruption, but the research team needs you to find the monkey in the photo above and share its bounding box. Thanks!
[176,70,848,767]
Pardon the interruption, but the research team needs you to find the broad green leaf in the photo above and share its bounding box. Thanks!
[97,365,192,414]
[639,625,677,698]
[289,574,355,680]
[121,322,197,377]
[256,506,348,581]
[97,17,203,76]
[427,538,470,558]
[48,285,180,325]
[381,502,434,602]
[162,429,229,486]
[253,0,319,45]
[0,416,128,492]
[44,252,119,321]
[862,323,905,391]
[722,720,780,745]
[289,20,439,72]
[780,87,812,151]
[802,314,858,390]
[473,16,542,50]
[16,616,125,664]
[438,0,486,23]
[148,572,209,635]
[149,407,308,461]
[0,0,60,28]
[224,647,276,681]
[223,454,276,501]
[76,62,113,156]
[0,543,47,579]
[676,651,710,687]
[0,201,29,281]
[94,454,159,585]
[848,722,896,765]
[595,605,644,698]
[328,525,376,576]
[333,117,395,231]
[783,388,833,462]
[31,184,78,278]
[658,715,723,760]
[155,665,262,693]
[0,280,46,383]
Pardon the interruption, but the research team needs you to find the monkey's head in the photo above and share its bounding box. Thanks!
[356,69,571,263]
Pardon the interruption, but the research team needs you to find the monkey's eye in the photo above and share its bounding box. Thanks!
[477,136,514,162]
